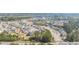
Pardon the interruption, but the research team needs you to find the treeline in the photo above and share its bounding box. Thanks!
[0,16,32,21]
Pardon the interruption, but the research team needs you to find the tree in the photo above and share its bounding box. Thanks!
[29,29,53,43]
[67,29,79,42]
[63,21,79,42]
[0,33,18,41]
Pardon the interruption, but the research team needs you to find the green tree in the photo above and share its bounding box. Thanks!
[63,21,79,42]
[30,29,53,43]
[0,33,18,41]
[67,29,79,42]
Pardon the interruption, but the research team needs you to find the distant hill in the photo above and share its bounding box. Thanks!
[0,13,79,17]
